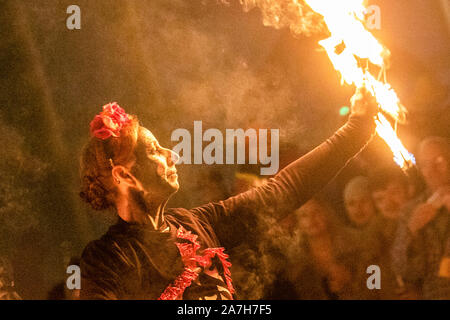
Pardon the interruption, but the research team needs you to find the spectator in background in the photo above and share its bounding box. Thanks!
[369,166,413,245]
[343,176,377,228]
[368,166,414,299]
[392,137,450,299]
[343,176,384,299]
[281,198,357,299]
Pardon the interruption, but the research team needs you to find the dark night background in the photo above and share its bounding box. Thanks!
[0,0,448,299]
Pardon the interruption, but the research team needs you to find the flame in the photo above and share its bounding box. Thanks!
[302,0,415,169]
[236,0,415,170]
[375,114,416,168]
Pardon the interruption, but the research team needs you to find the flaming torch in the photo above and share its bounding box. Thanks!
[303,0,415,170]
[236,0,416,170]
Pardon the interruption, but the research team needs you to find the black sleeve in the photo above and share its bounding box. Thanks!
[190,114,376,232]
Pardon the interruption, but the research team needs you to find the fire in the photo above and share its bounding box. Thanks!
[237,0,415,170]
[375,114,416,169]
[303,0,415,169]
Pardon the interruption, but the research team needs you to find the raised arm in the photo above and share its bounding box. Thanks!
[191,88,378,229]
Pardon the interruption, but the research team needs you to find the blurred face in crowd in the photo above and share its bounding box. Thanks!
[417,140,450,192]
[371,181,409,220]
[344,192,376,227]
[344,177,376,228]
[298,200,329,237]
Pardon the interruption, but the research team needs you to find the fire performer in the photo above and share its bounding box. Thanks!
[79,88,377,300]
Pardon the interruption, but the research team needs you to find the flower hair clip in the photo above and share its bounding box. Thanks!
[90,102,130,140]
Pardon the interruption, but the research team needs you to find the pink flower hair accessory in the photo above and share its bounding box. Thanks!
[90,102,130,140]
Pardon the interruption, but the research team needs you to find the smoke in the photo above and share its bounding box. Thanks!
[127,0,307,134]
[0,0,343,298]
[227,208,307,299]
[0,117,47,254]
[3,0,447,299]
[101,0,339,210]
[233,0,326,36]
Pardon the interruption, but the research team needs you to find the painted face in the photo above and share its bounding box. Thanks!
[418,144,450,192]
[298,201,328,237]
[132,127,180,198]
[371,181,409,220]
[344,193,376,228]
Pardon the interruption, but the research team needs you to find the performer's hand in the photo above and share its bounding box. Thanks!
[350,86,378,118]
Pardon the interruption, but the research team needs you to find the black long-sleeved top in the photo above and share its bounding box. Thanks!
[80,114,375,300]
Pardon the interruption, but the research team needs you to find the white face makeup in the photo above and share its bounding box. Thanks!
[133,127,180,198]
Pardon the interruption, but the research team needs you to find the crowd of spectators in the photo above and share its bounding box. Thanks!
[231,136,450,300]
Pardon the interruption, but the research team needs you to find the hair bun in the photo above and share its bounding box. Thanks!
[79,175,111,211]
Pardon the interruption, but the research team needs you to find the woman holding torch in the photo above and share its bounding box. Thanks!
[79,87,377,300]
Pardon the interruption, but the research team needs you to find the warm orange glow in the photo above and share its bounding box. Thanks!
[375,114,416,169]
[303,0,415,169]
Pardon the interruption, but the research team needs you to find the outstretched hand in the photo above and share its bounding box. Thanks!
[408,202,438,235]
[350,86,379,118]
